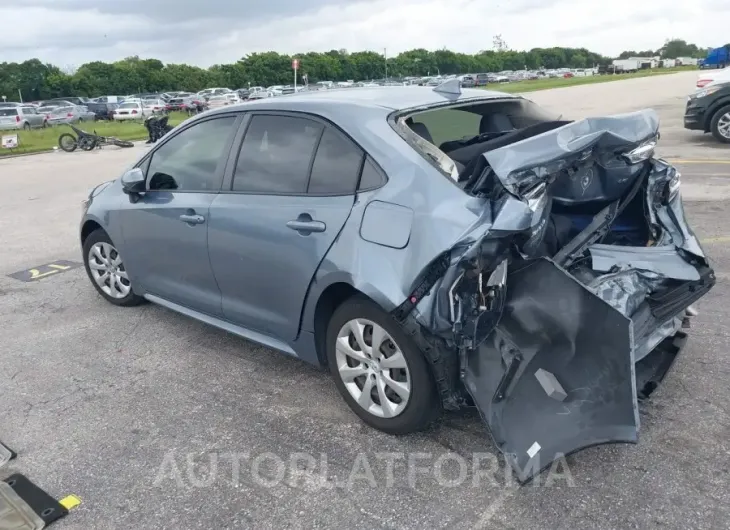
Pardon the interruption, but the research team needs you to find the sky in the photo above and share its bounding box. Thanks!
[1,0,728,68]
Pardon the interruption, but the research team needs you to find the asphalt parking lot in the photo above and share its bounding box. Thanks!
[1,70,728,529]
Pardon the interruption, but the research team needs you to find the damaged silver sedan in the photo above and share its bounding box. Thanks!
[80,80,714,482]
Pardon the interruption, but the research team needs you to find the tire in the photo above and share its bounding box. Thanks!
[326,295,439,434]
[79,136,97,151]
[710,104,730,143]
[58,133,77,152]
[111,138,134,148]
[42,120,48,128]
[22,122,30,130]
[82,229,145,307]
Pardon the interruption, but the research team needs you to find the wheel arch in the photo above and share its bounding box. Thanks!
[704,97,730,131]
[312,282,361,366]
[80,218,104,246]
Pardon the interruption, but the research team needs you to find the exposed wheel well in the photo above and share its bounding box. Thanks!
[81,220,103,245]
[313,282,361,366]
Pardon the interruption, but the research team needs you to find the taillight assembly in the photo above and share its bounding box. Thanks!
[15,115,20,122]
[67,113,73,118]
[132,110,138,114]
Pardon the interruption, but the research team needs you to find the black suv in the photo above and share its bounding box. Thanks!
[684,81,730,143]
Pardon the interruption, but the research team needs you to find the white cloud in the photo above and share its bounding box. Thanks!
[0,0,727,66]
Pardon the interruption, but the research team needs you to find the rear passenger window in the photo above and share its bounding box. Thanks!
[233,115,322,193]
[308,128,364,194]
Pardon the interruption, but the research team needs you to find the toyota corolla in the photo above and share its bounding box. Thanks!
[80,81,714,481]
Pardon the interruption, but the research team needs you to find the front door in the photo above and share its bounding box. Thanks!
[208,114,365,340]
[118,114,240,315]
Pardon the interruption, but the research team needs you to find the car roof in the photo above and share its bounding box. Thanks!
[207,86,516,116]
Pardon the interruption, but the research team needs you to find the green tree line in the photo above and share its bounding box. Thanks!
[2,47,610,101]
[0,39,709,101]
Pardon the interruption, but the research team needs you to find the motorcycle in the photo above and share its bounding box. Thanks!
[58,124,134,152]
[144,115,174,144]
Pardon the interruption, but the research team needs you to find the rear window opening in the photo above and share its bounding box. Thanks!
[0,109,18,116]
[395,98,568,184]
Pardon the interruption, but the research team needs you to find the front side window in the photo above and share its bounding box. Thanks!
[232,115,323,194]
[146,116,237,192]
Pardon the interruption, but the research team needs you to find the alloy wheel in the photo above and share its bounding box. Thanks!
[718,113,730,139]
[335,319,411,418]
[87,242,131,299]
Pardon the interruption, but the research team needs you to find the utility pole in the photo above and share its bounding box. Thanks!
[384,48,387,81]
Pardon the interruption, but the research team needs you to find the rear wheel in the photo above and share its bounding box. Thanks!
[22,122,30,130]
[710,104,730,143]
[82,229,145,307]
[58,133,77,152]
[326,295,439,434]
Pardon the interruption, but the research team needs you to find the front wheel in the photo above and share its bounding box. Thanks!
[710,104,730,143]
[326,296,440,434]
[82,229,145,307]
[58,133,77,152]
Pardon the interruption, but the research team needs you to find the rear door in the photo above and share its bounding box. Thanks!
[207,113,363,340]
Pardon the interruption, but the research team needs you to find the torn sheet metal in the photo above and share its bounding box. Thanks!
[589,244,701,281]
[464,258,638,483]
[0,482,44,530]
[483,109,660,199]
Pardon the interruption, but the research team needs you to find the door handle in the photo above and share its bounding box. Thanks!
[286,216,326,234]
[179,214,205,224]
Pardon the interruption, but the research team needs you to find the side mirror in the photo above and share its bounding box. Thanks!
[121,167,146,194]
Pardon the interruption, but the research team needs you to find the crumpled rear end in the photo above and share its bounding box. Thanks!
[407,109,715,482]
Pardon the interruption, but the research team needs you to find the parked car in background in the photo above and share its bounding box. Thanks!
[206,95,231,109]
[474,73,489,86]
[142,99,167,114]
[92,96,124,104]
[247,90,274,100]
[697,66,730,88]
[46,105,95,125]
[0,106,47,130]
[36,99,76,108]
[87,101,119,121]
[165,95,192,111]
[460,75,476,88]
[684,80,730,143]
[113,102,148,120]
[0,102,22,108]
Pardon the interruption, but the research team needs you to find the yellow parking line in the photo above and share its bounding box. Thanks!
[666,159,730,164]
[700,236,730,244]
